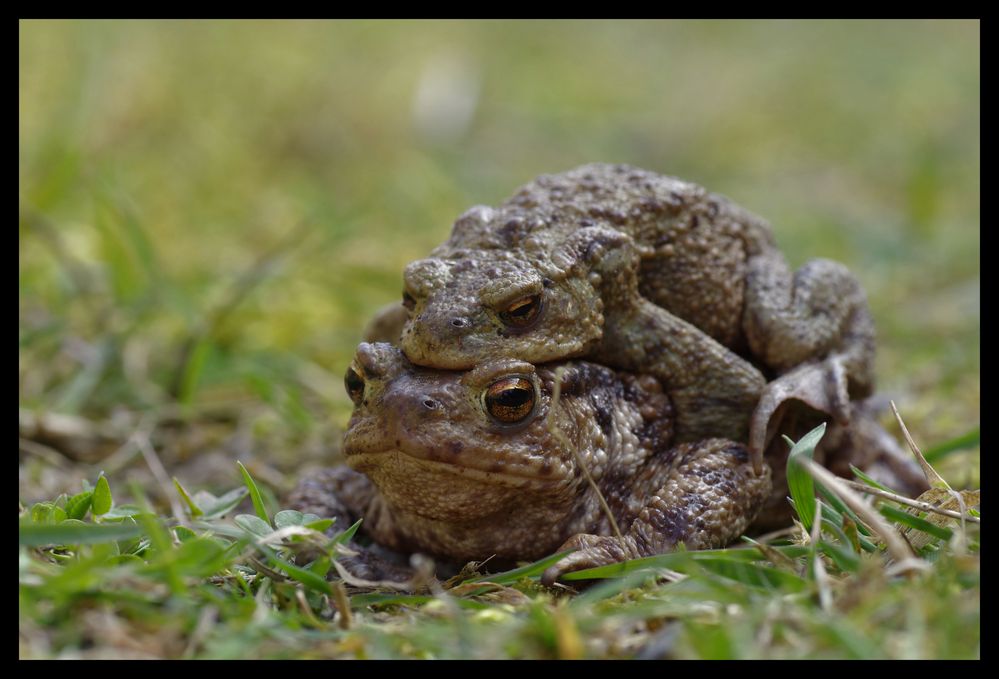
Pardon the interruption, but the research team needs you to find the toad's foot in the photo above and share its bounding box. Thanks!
[748,356,852,463]
[287,466,416,585]
[541,439,771,585]
[744,253,876,399]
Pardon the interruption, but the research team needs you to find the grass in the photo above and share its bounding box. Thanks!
[20,20,979,658]
[19,427,980,659]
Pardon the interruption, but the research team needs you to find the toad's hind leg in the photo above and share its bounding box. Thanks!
[743,253,876,459]
[541,439,771,585]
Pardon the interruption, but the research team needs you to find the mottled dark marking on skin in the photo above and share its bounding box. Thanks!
[592,398,614,436]
[724,445,749,464]
[452,259,477,274]
[448,440,464,456]
[539,458,553,476]
[500,218,527,245]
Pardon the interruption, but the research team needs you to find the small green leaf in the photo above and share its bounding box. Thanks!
[65,490,94,521]
[173,478,204,517]
[92,475,113,516]
[29,503,67,524]
[201,488,249,520]
[785,422,827,531]
[274,510,305,528]
[147,537,229,578]
[237,461,270,524]
[235,514,273,538]
[102,504,145,520]
[174,526,199,542]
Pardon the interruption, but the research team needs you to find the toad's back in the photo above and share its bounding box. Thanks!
[436,162,777,348]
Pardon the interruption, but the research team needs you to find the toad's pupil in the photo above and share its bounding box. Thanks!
[493,386,531,407]
[508,298,535,317]
[345,367,365,404]
[485,377,535,422]
[500,294,541,327]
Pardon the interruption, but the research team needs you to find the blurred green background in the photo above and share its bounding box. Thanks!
[19,20,980,496]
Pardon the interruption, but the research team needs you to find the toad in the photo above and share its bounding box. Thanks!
[368,164,875,472]
[289,343,925,584]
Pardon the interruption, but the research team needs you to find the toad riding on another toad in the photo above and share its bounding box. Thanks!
[291,163,927,584]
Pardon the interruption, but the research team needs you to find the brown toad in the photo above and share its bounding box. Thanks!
[368,164,875,472]
[289,343,925,584]
[292,342,767,583]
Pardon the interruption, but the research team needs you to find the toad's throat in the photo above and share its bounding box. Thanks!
[345,447,571,487]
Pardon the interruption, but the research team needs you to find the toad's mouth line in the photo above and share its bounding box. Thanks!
[345,449,568,486]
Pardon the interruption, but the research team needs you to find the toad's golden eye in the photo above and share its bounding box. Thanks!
[402,291,417,311]
[344,366,365,405]
[498,294,541,328]
[484,377,536,423]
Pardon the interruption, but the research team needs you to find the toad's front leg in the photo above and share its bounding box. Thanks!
[287,466,415,583]
[743,253,876,459]
[541,439,772,585]
[571,227,767,451]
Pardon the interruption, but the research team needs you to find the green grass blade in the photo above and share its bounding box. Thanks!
[173,478,204,518]
[464,550,576,584]
[561,545,811,581]
[19,521,145,547]
[923,427,980,463]
[785,422,827,531]
[849,465,894,492]
[255,544,332,596]
[879,505,954,541]
[332,518,362,544]
[237,461,270,524]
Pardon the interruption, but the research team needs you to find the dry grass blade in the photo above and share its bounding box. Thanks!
[890,401,950,490]
[332,582,352,629]
[843,480,980,524]
[329,559,424,592]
